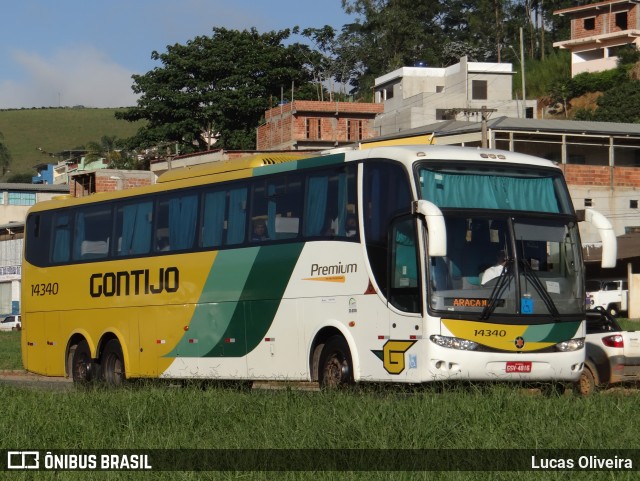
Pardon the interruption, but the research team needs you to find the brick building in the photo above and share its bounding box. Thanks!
[69,169,155,197]
[256,100,383,150]
[554,0,640,77]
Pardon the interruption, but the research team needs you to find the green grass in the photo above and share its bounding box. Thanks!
[1,332,639,480]
[0,330,22,370]
[0,108,143,177]
[0,382,638,480]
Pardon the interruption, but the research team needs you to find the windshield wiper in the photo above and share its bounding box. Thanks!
[519,259,560,317]
[480,260,513,320]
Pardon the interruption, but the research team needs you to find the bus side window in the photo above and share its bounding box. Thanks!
[252,175,302,242]
[363,161,412,297]
[303,166,357,238]
[155,193,198,252]
[389,217,421,313]
[52,213,71,263]
[26,213,53,267]
[116,201,152,256]
[72,206,112,260]
[202,186,247,248]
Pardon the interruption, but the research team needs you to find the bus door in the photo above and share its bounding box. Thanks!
[386,216,423,381]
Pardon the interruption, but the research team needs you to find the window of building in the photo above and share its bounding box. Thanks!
[347,120,363,141]
[584,198,593,207]
[471,80,487,100]
[436,109,455,120]
[306,118,322,140]
[616,12,628,30]
[631,200,638,209]
[8,192,36,206]
[436,85,444,93]
[584,17,595,30]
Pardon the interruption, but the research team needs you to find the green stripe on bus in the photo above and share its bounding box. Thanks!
[524,321,581,342]
[165,243,304,359]
[253,153,346,177]
[203,242,304,357]
[164,248,259,358]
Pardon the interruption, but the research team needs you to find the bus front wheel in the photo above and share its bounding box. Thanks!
[71,340,95,384]
[101,339,125,387]
[318,336,354,389]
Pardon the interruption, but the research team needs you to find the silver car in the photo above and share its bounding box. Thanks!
[0,315,21,331]
[575,307,640,395]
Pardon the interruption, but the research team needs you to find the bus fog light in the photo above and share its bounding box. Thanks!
[430,335,478,351]
[555,338,584,352]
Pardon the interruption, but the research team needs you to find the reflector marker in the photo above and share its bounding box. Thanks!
[156,339,166,344]
[409,335,423,340]
[378,335,389,340]
[225,338,236,343]
[188,339,198,344]
[264,337,276,342]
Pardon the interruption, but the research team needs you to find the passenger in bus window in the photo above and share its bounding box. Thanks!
[251,220,269,241]
[345,214,358,238]
[157,237,170,252]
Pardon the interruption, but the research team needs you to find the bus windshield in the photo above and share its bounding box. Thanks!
[417,164,584,319]
[427,215,584,317]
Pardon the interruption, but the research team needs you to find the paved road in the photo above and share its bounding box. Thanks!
[0,370,72,390]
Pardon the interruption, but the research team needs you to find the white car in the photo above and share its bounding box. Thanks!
[0,315,21,331]
[586,278,628,317]
[575,307,640,395]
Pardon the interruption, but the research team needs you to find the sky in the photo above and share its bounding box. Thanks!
[0,0,354,109]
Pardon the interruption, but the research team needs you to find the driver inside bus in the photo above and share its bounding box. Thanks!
[480,250,507,285]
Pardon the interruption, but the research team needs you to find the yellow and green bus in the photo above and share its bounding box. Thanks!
[21,145,616,386]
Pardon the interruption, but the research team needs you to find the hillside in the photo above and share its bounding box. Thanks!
[0,108,143,178]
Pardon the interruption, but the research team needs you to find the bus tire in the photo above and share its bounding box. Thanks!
[71,340,95,384]
[101,339,125,387]
[574,366,597,396]
[318,335,354,389]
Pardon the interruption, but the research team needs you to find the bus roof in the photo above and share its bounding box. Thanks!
[27,145,561,214]
[339,144,561,170]
[157,152,314,183]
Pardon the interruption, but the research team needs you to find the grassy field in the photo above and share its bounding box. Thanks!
[1,331,639,480]
[0,108,143,178]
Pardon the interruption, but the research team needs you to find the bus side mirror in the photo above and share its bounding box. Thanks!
[578,208,617,268]
[413,200,447,257]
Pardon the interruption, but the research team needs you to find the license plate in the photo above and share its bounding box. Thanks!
[506,361,532,373]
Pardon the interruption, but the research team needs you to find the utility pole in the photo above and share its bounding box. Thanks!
[447,107,497,148]
[520,27,527,118]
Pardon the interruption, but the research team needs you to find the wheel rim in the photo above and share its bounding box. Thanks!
[323,354,348,388]
[579,371,593,395]
[73,352,90,382]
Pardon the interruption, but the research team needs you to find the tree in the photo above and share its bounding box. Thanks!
[0,132,11,177]
[340,0,445,98]
[116,28,315,151]
[591,81,640,123]
[84,135,144,170]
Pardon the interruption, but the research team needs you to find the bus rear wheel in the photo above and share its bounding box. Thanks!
[318,336,354,389]
[71,340,95,384]
[101,339,125,387]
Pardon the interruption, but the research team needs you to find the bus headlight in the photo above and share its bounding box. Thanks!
[555,338,584,352]
[430,335,478,351]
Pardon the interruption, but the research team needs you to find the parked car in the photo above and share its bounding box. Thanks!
[0,314,21,331]
[575,307,640,395]
[586,278,628,317]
